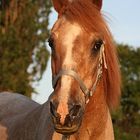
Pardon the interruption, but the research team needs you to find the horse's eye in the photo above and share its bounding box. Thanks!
[48,37,54,49]
[93,39,103,51]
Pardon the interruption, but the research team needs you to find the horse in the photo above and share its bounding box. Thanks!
[0,0,121,139]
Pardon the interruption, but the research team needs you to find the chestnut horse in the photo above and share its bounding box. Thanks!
[0,0,121,140]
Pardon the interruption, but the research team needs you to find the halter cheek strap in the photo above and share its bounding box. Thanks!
[52,43,107,104]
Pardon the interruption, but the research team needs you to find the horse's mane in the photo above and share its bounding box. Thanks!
[60,0,121,109]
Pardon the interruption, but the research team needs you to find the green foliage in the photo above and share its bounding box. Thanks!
[113,44,140,140]
[0,0,52,96]
[114,125,138,140]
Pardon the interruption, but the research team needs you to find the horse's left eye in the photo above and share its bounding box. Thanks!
[93,39,103,51]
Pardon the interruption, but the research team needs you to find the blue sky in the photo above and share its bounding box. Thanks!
[32,0,140,103]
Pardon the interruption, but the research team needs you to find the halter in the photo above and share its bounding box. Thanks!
[52,42,107,104]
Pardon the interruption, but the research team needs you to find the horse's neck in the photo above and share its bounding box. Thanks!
[5,104,43,140]
[12,101,53,140]
[74,82,114,140]
[35,100,55,140]
[52,82,114,140]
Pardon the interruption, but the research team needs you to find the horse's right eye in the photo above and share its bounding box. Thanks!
[48,38,54,50]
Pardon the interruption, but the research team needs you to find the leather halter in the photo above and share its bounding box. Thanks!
[52,43,107,104]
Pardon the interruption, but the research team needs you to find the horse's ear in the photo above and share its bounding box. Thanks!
[51,0,68,13]
[92,0,103,10]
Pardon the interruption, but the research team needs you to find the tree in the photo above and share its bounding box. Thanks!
[0,0,52,97]
[113,44,140,140]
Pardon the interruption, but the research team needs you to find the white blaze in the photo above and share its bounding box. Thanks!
[61,23,81,95]
[57,23,81,124]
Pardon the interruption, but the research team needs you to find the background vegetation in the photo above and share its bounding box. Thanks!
[0,0,51,96]
[113,45,140,140]
[0,1,139,139]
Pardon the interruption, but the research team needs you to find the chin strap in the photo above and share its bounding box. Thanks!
[62,135,70,140]
[52,43,107,104]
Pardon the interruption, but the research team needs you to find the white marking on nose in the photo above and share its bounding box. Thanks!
[57,76,71,124]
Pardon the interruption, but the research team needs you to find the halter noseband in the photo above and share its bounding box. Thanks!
[52,43,107,104]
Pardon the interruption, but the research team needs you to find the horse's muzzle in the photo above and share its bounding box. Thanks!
[54,123,80,135]
[50,101,84,135]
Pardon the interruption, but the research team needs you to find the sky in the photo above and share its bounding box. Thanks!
[32,0,140,104]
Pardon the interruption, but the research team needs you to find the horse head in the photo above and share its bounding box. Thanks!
[49,0,120,136]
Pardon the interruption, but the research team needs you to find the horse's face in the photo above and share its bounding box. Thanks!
[49,17,104,135]
[48,0,121,136]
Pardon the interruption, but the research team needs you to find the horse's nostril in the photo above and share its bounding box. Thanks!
[69,104,82,117]
[50,101,59,118]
